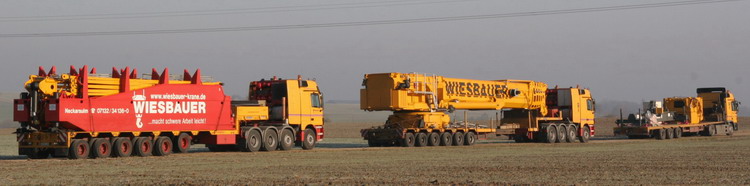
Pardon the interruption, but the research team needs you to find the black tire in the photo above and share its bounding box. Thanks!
[674,128,682,138]
[153,136,173,156]
[579,126,591,143]
[556,125,567,143]
[703,125,715,136]
[665,128,674,139]
[301,128,317,150]
[401,132,415,147]
[452,132,464,146]
[733,122,738,131]
[112,138,132,157]
[464,132,476,146]
[415,132,428,147]
[726,124,734,136]
[172,133,191,153]
[68,139,90,159]
[90,138,112,158]
[427,132,439,146]
[655,129,666,140]
[133,137,153,157]
[544,125,557,143]
[261,129,278,152]
[566,125,577,143]
[245,130,263,152]
[439,132,452,146]
[279,129,294,150]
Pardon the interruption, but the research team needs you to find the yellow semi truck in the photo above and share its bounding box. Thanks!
[360,73,596,146]
[614,87,739,139]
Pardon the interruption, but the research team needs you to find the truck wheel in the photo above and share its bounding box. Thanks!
[112,138,132,157]
[452,132,464,146]
[91,138,112,158]
[427,132,439,146]
[172,133,191,153]
[556,125,567,143]
[579,126,591,143]
[703,125,715,136]
[415,132,428,147]
[401,132,415,147]
[464,132,476,146]
[439,132,452,146]
[68,139,90,159]
[544,125,557,143]
[133,137,153,157]
[261,130,278,152]
[565,125,577,143]
[655,129,666,140]
[247,130,263,152]
[665,128,674,139]
[279,129,294,150]
[302,129,317,150]
[674,128,682,138]
[726,124,734,136]
[153,136,173,156]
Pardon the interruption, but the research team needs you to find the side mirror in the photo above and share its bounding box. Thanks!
[592,99,596,112]
[397,79,410,89]
[319,94,324,109]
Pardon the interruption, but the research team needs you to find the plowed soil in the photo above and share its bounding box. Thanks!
[0,118,748,185]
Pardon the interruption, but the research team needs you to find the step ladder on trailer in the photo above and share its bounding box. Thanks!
[407,72,440,112]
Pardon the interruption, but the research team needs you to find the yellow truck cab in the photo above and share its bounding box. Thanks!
[615,87,739,139]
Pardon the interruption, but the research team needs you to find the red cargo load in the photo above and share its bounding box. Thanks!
[45,84,235,132]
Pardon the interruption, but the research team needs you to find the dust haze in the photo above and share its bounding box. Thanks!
[1,0,748,108]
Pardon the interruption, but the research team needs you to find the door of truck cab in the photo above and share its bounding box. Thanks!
[309,92,323,125]
[575,89,596,125]
[297,80,324,127]
[725,93,739,123]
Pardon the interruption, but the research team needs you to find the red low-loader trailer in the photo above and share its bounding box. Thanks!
[14,65,325,159]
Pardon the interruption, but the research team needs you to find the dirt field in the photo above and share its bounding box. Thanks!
[1,118,749,185]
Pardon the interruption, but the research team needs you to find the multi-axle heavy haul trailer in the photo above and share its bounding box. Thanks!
[614,87,740,139]
[360,73,596,146]
[14,65,324,159]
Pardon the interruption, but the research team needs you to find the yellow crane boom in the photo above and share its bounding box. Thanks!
[360,72,596,146]
[360,73,548,115]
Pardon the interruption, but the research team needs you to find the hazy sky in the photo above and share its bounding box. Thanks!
[1,0,748,103]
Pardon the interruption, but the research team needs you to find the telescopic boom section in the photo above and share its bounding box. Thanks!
[360,73,548,115]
